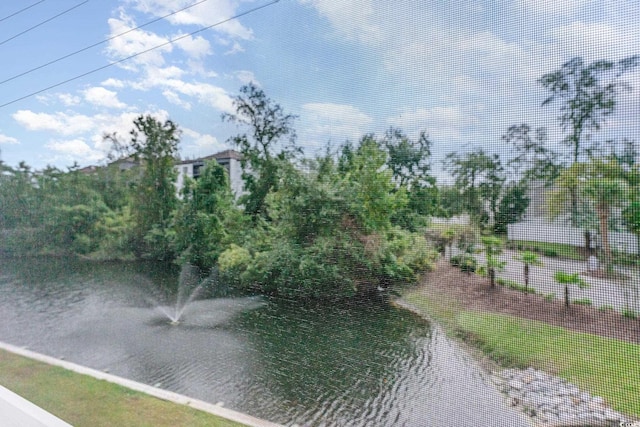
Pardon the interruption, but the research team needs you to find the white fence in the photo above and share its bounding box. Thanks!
[507,218,639,254]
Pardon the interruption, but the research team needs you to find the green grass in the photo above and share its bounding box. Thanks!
[402,290,640,418]
[0,350,248,427]
[572,298,593,306]
[510,240,585,260]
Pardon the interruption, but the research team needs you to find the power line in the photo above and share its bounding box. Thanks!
[0,1,46,23]
[0,0,88,47]
[0,0,280,109]
[0,0,210,86]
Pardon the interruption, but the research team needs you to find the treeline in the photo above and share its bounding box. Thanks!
[0,85,442,301]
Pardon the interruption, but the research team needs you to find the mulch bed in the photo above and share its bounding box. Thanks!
[417,259,640,344]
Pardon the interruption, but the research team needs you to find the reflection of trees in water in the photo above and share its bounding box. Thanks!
[234,301,432,423]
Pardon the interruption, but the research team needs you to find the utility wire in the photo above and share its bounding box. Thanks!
[0,1,46,23]
[0,0,88,47]
[0,0,211,86]
[0,0,280,109]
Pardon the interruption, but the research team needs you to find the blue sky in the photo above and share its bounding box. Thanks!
[0,0,639,180]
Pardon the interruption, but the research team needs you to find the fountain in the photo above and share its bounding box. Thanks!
[156,264,211,325]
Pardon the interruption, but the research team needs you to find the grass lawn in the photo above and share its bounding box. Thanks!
[402,291,640,418]
[0,349,248,427]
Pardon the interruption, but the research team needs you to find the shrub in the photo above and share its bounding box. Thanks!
[450,254,477,273]
[622,309,638,319]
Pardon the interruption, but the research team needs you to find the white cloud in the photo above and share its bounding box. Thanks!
[388,106,480,142]
[162,80,234,113]
[106,13,173,69]
[13,111,95,135]
[0,134,19,144]
[83,87,127,109]
[13,109,172,159]
[174,34,211,58]
[129,0,253,40]
[233,70,259,86]
[46,138,105,163]
[549,21,640,60]
[300,0,382,44]
[182,128,222,148]
[101,78,125,88]
[515,0,590,16]
[301,103,373,145]
[162,90,192,110]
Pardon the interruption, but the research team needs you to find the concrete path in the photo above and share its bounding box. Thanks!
[471,249,640,313]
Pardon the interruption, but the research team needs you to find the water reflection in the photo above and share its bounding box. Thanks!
[0,257,528,426]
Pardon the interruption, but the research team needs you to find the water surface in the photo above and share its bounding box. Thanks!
[0,256,529,426]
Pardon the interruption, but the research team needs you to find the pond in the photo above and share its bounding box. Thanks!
[0,257,529,426]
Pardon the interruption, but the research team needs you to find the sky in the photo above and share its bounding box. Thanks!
[0,0,639,180]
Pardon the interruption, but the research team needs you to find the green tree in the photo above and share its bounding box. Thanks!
[554,271,588,309]
[128,115,180,256]
[382,127,434,188]
[222,83,298,219]
[502,123,560,184]
[493,182,530,234]
[480,236,505,288]
[171,160,241,268]
[539,56,639,226]
[549,159,627,268]
[341,135,406,233]
[623,196,640,257]
[443,149,504,228]
[514,251,542,293]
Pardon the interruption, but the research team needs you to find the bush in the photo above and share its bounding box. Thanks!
[450,254,477,273]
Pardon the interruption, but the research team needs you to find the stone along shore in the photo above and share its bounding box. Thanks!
[492,367,632,426]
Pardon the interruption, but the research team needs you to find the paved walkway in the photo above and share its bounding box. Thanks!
[470,249,640,313]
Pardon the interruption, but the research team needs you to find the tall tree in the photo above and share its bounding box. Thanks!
[443,148,504,227]
[502,123,560,185]
[222,83,298,219]
[548,158,627,268]
[128,115,180,256]
[382,127,434,188]
[539,56,639,226]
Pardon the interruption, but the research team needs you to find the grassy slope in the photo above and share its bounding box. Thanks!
[402,290,640,418]
[0,350,247,427]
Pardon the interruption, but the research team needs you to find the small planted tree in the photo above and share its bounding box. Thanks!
[481,236,505,287]
[442,226,457,260]
[554,271,588,309]
[514,251,543,293]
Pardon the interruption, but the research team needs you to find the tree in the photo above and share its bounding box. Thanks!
[382,127,434,188]
[171,160,241,268]
[480,236,505,288]
[443,149,505,227]
[501,123,560,185]
[623,196,640,257]
[554,271,587,310]
[539,56,639,227]
[128,115,180,256]
[493,182,530,234]
[222,83,298,219]
[549,159,627,269]
[514,251,542,293]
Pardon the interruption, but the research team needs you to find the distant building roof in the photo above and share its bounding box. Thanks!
[177,149,242,165]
